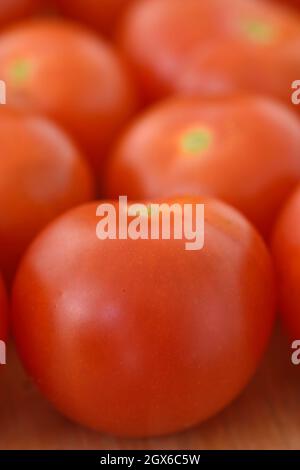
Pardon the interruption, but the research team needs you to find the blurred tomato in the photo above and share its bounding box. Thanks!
[117,0,300,105]
[12,198,275,437]
[0,275,8,343]
[54,0,132,35]
[0,107,94,283]
[272,185,300,339]
[105,95,300,238]
[0,0,40,28]
[272,0,300,10]
[0,19,137,174]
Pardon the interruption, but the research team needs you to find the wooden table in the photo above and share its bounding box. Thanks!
[0,326,299,450]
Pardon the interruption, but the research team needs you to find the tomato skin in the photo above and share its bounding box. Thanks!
[0,275,8,343]
[272,185,300,339]
[0,107,94,284]
[272,1,300,10]
[105,95,300,239]
[55,0,132,35]
[12,198,275,437]
[0,19,137,174]
[0,1,40,28]
[117,0,300,105]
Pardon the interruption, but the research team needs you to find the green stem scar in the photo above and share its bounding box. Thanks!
[9,59,32,86]
[181,128,214,156]
[242,19,275,43]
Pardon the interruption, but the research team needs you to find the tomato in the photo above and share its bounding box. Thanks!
[105,95,300,239]
[0,107,94,284]
[0,275,8,343]
[272,185,300,339]
[54,0,132,35]
[0,19,137,174]
[272,1,300,11]
[117,0,300,105]
[0,1,40,28]
[12,197,275,437]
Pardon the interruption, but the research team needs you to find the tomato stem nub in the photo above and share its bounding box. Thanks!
[9,59,32,86]
[242,19,275,43]
[181,128,213,156]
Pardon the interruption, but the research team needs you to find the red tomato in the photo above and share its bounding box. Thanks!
[0,1,40,28]
[0,107,94,284]
[117,0,300,105]
[105,95,300,238]
[55,0,133,35]
[12,198,275,437]
[272,185,300,339]
[0,19,137,174]
[0,275,8,343]
[272,1,300,11]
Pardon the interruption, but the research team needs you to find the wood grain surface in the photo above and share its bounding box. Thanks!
[0,325,299,450]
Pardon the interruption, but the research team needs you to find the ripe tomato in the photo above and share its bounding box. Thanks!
[0,107,94,284]
[54,0,132,35]
[0,1,40,28]
[0,275,8,343]
[272,1,300,11]
[0,19,137,174]
[272,185,300,339]
[12,198,275,437]
[117,0,300,105]
[105,95,300,238]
